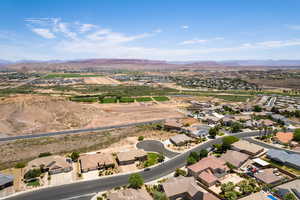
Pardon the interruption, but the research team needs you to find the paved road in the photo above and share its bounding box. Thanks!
[0,120,164,142]
[4,131,261,200]
[136,140,179,158]
[244,137,300,155]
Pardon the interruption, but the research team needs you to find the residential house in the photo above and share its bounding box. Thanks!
[239,191,274,200]
[170,134,192,146]
[164,119,183,132]
[116,149,147,165]
[184,125,210,138]
[253,168,283,185]
[275,179,300,200]
[187,156,229,186]
[26,155,73,175]
[202,116,219,125]
[220,150,250,168]
[107,189,152,200]
[162,176,219,200]
[79,153,115,173]
[267,149,300,170]
[258,119,275,127]
[221,116,234,126]
[0,174,14,190]
[274,132,294,145]
[230,140,264,156]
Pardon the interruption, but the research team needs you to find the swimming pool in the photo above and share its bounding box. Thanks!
[267,195,278,200]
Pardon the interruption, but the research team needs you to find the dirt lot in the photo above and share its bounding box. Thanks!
[0,126,175,170]
[0,95,183,136]
[83,76,120,84]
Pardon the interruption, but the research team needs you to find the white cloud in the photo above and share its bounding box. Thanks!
[80,24,96,33]
[287,25,300,30]
[56,23,77,40]
[179,38,208,45]
[181,25,189,29]
[31,28,55,39]
[242,39,300,48]
[20,18,300,61]
[179,37,223,45]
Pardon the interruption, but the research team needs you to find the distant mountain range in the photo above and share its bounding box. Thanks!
[1,58,300,70]
[169,60,300,66]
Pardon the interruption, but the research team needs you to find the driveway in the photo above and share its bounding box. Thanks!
[136,140,179,158]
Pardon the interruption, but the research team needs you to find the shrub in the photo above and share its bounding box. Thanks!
[138,136,144,141]
[157,154,165,162]
[15,162,26,169]
[128,173,144,189]
[174,168,187,177]
[38,152,52,157]
[70,152,80,161]
[293,129,300,141]
[222,136,239,150]
[187,156,197,166]
[284,192,297,200]
[199,149,208,159]
[230,122,243,133]
[24,169,42,180]
[253,105,262,112]
[209,127,218,138]
[153,191,168,200]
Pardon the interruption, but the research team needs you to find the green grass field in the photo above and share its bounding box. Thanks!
[69,96,98,102]
[101,97,117,103]
[135,97,153,102]
[44,73,102,79]
[153,96,169,101]
[119,97,135,103]
[143,153,160,167]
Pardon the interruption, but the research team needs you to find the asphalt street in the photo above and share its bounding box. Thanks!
[136,140,179,158]
[0,120,164,142]
[3,131,261,200]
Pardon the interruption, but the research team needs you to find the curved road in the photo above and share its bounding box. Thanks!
[136,140,179,158]
[4,131,262,200]
[0,120,164,142]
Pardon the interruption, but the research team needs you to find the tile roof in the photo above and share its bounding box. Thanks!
[27,155,71,171]
[254,168,283,184]
[198,170,218,185]
[162,176,219,200]
[107,189,152,200]
[116,149,147,162]
[188,156,229,173]
[79,153,115,171]
[231,140,264,155]
[170,134,192,145]
[220,150,250,168]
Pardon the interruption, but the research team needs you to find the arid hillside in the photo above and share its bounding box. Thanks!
[0,95,183,136]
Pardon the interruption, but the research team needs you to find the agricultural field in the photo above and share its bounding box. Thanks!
[43,73,103,79]
[153,96,170,101]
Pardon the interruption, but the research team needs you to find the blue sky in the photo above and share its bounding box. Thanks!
[1,0,300,61]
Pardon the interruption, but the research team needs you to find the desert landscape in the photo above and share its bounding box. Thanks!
[0,94,183,136]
